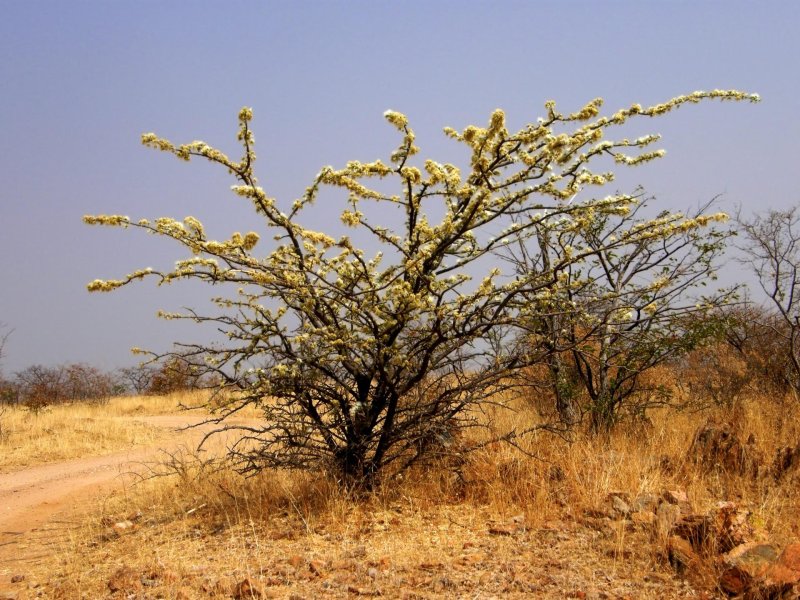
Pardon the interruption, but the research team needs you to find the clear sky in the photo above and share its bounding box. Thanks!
[0,1,797,373]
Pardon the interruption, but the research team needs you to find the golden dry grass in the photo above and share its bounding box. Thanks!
[0,392,207,470]
[4,372,800,598]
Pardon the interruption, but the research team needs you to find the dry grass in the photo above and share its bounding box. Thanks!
[6,380,800,598]
[0,392,207,471]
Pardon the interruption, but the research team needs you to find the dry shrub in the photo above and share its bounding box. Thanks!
[677,343,751,409]
[688,420,761,477]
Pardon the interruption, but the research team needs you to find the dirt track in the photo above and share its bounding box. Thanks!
[0,415,237,584]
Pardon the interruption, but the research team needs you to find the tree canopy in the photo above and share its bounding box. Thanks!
[86,90,758,486]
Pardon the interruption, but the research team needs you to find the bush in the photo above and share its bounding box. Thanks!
[86,91,758,486]
[12,363,117,411]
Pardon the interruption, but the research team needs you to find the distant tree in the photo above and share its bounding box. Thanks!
[62,363,116,403]
[718,302,796,393]
[13,363,117,410]
[14,364,68,411]
[118,364,157,395]
[85,90,758,486]
[515,195,734,430]
[146,357,205,395]
[737,206,800,392]
[674,301,792,408]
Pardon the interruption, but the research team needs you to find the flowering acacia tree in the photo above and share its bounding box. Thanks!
[86,90,757,486]
[513,194,734,430]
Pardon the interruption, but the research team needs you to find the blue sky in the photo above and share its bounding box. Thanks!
[1,1,797,373]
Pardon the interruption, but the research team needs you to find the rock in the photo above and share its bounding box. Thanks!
[668,535,701,571]
[631,493,660,513]
[112,520,135,534]
[126,510,144,522]
[607,490,631,502]
[602,492,631,518]
[583,507,612,520]
[233,577,263,599]
[718,542,779,596]
[777,543,800,572]
[107,566,142,594]
[656,502,682,536]
[308,559,325,576]
[9,575,24,584]
[488,524,516,536]
[611,495,631,517]
[689,421,760,476]
[763,543,800,588]
[288,554,304,569]
[629,511,656,529]
[667,536,715,587]
[670,502,753,555]
[662,489,692,514]
[711,501,752,553]
[671,514,713,551]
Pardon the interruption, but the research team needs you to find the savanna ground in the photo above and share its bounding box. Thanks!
[0,362,798,600]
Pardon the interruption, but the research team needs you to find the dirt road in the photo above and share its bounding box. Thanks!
[0,415,241,584]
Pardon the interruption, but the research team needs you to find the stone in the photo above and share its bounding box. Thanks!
[9,575,24,584]
[233,577,263,599]
[668,535,701,571]
[656,502,681,536]
[126,510,144,522]
[662,489,693,514]
[777,543,800,572]
[667,536,715,587]
[488,524,515,536]
[689,421,760,476]
[718,542,779,596]
[763,542,800,587]
[711,501,752,553]
[510,514,526,526]
[631,493,660,513]
[308,559,325,576]
[609,495,631,517]
[672,514,713,551]
[288,554,304,569]
[107,566,142,594]
[112,520,135,534]
[629,511,656,529]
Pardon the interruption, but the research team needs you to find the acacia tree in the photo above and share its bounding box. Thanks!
[737,206,800,392]
[118,365,156,395]
[85,90,757,486]
[514,195,734,430]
